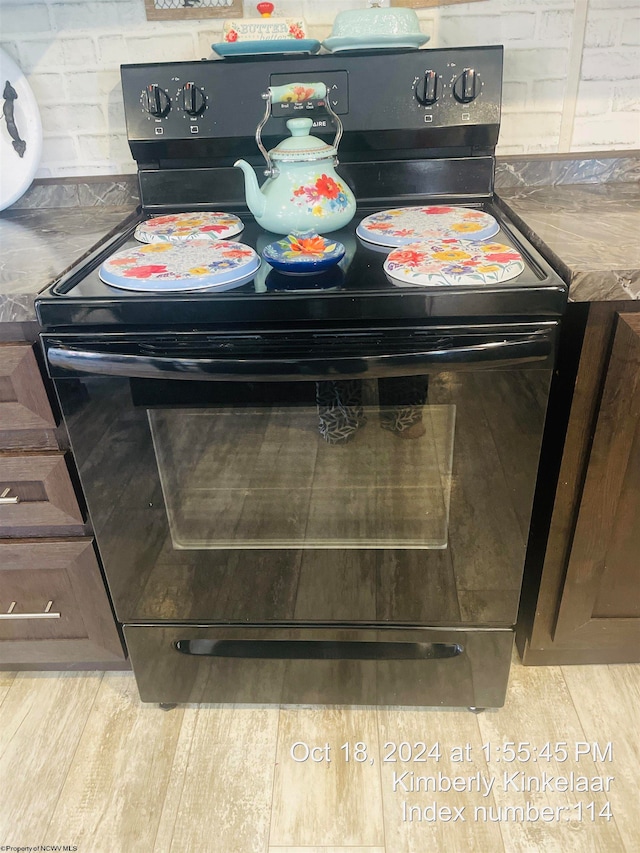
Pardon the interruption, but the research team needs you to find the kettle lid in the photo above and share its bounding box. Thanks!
[270,117,337,162]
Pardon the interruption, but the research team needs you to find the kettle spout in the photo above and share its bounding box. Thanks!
[234,159,267,221]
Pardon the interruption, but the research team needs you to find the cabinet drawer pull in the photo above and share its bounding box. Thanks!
[0,600,61,620]
[0,488,19,505]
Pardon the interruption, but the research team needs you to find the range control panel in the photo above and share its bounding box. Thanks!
[121,46,503,160]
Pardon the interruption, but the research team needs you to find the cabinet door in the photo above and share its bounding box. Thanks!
[0,344,56,429]
[0,452,85,537]
[553,314,640,654]
[0,344,59,450]
[0,539,125,664]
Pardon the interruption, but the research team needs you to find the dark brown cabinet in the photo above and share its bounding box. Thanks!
[0,340,126,668]
[518,305,640,664]
[0,539,125,664]
[0,343,58,449]
[0,452,84,537]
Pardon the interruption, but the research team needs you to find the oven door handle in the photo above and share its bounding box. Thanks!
[46,333,554,381]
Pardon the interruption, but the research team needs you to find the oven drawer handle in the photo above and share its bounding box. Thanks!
[174,639,463,661]
[46,334,553,381]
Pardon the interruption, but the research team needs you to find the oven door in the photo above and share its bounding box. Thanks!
[43,322,557,629]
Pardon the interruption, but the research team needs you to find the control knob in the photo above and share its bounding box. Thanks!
[414,70,439,106]
[182,82,206,117]
[453,68,478,104]
[144,84,170,117]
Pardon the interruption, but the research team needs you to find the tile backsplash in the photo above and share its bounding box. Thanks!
[0,0,638,178]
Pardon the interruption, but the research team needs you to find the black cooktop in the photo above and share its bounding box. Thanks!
[36,199,566,330]
[37,47,568,329]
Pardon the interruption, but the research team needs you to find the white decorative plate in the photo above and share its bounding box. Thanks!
[356,205,499,248]
[99,240,260,292]
[134,212,244,244]
[384,240,525,287]
[0,48,43,211]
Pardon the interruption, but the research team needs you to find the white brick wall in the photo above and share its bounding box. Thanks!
[537,9,575,42]
[0,0,638,177]
[573,1,640,151]
[621,16,640,46]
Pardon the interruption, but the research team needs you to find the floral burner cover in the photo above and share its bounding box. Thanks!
[134,212,244,244]
[384,240,525,287]
[99,240,260,292]
[356,205,500,248]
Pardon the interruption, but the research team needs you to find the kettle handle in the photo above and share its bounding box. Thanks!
[269,81,327,104]
[256,82,344,178]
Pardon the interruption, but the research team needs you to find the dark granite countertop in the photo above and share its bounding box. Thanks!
[1,170,638,325]
[0,205,136,323]
[497,182,640,303]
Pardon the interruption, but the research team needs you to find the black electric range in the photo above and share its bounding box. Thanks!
[36,47,568,709]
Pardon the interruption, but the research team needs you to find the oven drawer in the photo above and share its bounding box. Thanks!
[0,538,125,664]
[124,625,513,707]
[0,452,84,537]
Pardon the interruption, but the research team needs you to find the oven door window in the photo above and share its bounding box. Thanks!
[148,377,455,550]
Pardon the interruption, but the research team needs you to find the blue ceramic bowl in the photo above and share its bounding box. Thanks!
[262,231,346,275]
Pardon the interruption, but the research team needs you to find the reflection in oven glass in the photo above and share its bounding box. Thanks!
[55,365,551,627]
[148,381,455,550]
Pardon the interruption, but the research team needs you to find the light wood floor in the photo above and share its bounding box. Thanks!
[1,654,638,853]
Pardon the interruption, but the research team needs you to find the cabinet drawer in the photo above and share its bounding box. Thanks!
[0,344,57,431]
[0,538,125,664]
[0,452,84,537]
